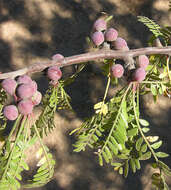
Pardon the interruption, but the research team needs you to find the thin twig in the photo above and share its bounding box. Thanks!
[0,46,171,79]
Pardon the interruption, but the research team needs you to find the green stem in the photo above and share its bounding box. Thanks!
[103,75,111,102]
[99,70,111,115]
[33,122,51,175]
[7,114,22,141]
[132,89,158,162]
[1,116,27,180]
[99,83,132,155]
[141,81,164,84]
[13,117,29,178]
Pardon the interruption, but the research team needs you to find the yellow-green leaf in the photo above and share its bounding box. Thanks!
[156,152,169,158]
[94,102,103,109]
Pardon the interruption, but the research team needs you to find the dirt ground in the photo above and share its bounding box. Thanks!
[0,0,171,190]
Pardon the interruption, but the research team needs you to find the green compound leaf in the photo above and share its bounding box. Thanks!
[155,152,169,158]
[24,124,55,189]
[72,115,104,153]
[111,162,122,167]
[102,151,109,164]
[98,154,103,166]
[127,128,138,137]
[110,136,121,150]
[119,167,123,175]
[139,151,152,160]
[107,141,118,155]
[33,83,72,138]
[138,16,162,37]
[139,119,149,127]
[96,129,102,137]
[151,84,158,96]
[157,161,171,177]
[124,160,129,178]
[142,127,150,133]
[160,26,171,45]
[140,144,148,153]
[136,137,143,151]
[105,147,112,159]
[158,161,171,171]
[130,158,136,173]
[151,141,162,149]
[134,159,141,170]
[0,116,36,190]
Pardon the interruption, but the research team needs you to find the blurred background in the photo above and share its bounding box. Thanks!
[0,0,171,189]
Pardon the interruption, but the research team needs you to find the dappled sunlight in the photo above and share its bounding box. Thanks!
[143,94,171,125]
[0,0,171,189]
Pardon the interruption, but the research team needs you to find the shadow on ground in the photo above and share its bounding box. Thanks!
[0,0,171,189]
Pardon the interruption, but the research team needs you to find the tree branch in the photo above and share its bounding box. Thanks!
[0,46,171,79]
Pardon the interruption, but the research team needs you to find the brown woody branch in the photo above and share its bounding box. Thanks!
[0,46,171,80]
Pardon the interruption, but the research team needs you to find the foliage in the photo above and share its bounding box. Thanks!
[71,57,171,189]
[0,82,71,189]
[31,82,72,137]
[137,16,162,38]
[0,3,171,190]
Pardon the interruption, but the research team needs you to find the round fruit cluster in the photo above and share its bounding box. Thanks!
[1,53,63,121]
[91,18,129,50]
[1,75,42,120]
[111,55,149,81]
[91,18,149,82]
[133,55,149,82]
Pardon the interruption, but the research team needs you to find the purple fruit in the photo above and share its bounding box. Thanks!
[113,37,129,50]
[91,31,104,46]
[93,19,107,31]
[18,99,33,115]
[133,68,146,82]
[17,81,37,99]
[3,105,18,120]
[47,66,62,81]
[52,54,64,61]
[137,55,149,69]
[31,81,38,92]
[105,28,118,42]
[17,75,32,84]
[1,78,17,96]
[31,91,42,106]
[111,64,124,78]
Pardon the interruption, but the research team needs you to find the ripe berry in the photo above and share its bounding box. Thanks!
[47,66,62,81]
[31,81,38,92]
[18,99,33,115]
[137,55,149,69]
[91,31,104,46]
[3,105,18,120]
[111,64,124,78]
[52,54,64,61]
[105,28,118,42]
[17,81,37,99]
[133,68,146,82]
[17,75,32,84]
[1,78,17,96]
[113,37,129,50]
[31,91,42,106]
[93,19,107,31]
